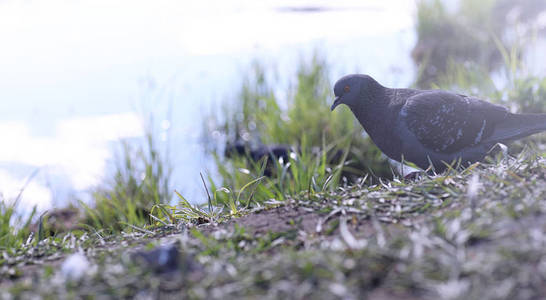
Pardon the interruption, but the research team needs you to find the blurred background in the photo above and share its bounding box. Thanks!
[0,0,545,223]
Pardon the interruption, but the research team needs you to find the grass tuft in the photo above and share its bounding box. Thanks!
[82,131,171,233]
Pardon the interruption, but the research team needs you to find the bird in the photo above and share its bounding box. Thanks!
[331,74,546,172]
[225,141,293,163]
[224,141,345,176]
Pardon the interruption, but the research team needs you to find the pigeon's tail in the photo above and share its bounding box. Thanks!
[487,112,546,143]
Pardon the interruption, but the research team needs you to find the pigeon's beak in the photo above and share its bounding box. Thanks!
[331,96,342,111]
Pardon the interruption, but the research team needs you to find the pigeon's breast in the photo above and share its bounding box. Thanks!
[358,106,404,161]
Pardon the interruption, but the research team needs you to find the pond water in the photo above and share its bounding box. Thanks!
[0,0,416,212]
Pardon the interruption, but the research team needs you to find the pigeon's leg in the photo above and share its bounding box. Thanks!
[388,158,422,179]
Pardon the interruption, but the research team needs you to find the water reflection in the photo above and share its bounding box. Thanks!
[0,0,415,210]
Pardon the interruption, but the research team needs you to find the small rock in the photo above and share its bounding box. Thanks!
[61,252,90,281]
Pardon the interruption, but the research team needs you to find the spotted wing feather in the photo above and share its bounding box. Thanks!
[401,91,508,153]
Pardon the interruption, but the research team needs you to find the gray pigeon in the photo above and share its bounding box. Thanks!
[331,74,546,172]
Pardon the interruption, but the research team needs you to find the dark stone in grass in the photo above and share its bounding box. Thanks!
[133,244,180,274]
[132,243,202,276]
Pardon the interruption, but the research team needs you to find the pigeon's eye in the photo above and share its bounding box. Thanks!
[344,85,350,93]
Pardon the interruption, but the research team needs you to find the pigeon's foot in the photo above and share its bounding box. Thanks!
[403,171,422,181]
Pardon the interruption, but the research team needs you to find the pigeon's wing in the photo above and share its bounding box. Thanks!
[400,91,508,153]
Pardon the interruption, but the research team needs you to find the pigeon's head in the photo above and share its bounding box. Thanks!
[331,74,378,111]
